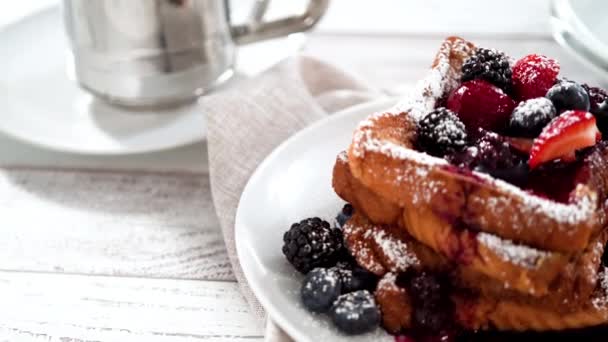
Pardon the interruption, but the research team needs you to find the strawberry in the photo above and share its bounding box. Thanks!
[528,110,601,169]
[512,54,560,101]
[506,136,534,154]
[446,79,516,133]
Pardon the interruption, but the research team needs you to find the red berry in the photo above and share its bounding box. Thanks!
[512,54,560,101]
[529,110,600,169]
[505,136,534,154]
[446,80,516,132]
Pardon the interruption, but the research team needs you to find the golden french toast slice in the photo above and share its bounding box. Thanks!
[336,154,603,297]
[345,36,606,254]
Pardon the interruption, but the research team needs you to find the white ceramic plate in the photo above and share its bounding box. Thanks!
[0,6,305,155]
[235,99,395,342]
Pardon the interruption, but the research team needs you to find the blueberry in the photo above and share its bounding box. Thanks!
[335,204,354,228]
[331,263,378,293]
[330,290,380,335]
[300,268,342,313]
[509,98,556,137]
[546,81,590,113]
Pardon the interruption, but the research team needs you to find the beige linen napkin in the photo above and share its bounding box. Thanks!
[203,56,381,339]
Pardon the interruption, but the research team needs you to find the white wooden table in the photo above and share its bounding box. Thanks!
[0,1,603,341]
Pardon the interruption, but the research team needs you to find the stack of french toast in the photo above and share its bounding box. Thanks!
[332,36,608,333]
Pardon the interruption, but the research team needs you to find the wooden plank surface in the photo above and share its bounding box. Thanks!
[0,271,263,341]
[0,168,234,281]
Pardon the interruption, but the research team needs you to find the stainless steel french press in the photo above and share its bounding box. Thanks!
[63,0,329,107]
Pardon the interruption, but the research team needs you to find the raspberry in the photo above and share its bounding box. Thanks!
[509,98,557,137]
[417,108,468,157]
[446,80,516,132]
[461,48,512,92]
[282,217,344,273]
[512,54,560,101]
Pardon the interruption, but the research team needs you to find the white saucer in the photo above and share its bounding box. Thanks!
[235,99,395,342]
[0,6,305,155]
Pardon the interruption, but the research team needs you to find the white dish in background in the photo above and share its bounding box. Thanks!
[0,6,306,155]
[551,0,608,83]
[235,99,395,342]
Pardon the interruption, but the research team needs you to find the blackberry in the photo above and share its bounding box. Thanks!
[330,290,380,335]
[335,204,354,229]
[407,272,443,307]
[509,98,557,137]
[582,84,608,137]
[546,80,590,113]
[462,48,512,92]
[583,84,608,113]
[301,268,342,313]
[417,108,468,157]
[282,217,343,273]
[448,130,528,186]
[330,262,378,293]
[406,272,453,332]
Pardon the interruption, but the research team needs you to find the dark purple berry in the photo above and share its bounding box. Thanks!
[335,204,354,228]
[447,130,528,186]
[331,262,378,293]
[408,272,443,307]
[406,272,453,332]
[412,306,451,333]
[301,268,342,313]
[461,48,512,92]
[417,108,468,157]
[509,98,556,137]
[582,84,608,137]
[330,290,380,335]
[546,80,590,113]
[282,217,343,273]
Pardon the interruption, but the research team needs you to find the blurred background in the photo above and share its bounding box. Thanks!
[0,0,598,94]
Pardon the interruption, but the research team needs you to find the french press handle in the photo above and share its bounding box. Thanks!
[231,0,329,45]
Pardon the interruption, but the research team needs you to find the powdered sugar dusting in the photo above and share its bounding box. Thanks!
[477,232,550,269]
[592,267,608,310]
[377,272,399,291]
[357,127,446,166]
[365,228,419,272]
[351,37,473,160]
[472,171,596,226]
[344,218,420,275]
